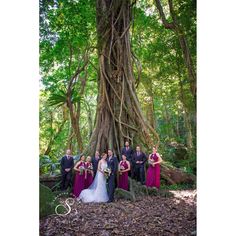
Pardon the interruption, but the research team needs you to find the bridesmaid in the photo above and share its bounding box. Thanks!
[84,156,94,189]
[146,147,163,189]
[73,155,86,197]
[118,154,130,191]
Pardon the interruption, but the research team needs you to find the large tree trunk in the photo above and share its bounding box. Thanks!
[161,165,196,185]
[87,0,160,157]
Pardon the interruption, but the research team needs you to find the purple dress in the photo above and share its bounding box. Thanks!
[84,162,93,189]
[146,153,160,188]
[118,161,129,190]
[73,161,86,197]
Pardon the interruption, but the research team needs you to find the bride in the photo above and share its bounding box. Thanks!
[78,153,109,203]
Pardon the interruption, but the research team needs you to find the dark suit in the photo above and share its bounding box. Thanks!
[121,146,134,177]
[107,155,118,202]
[121,146,133,161]
[60,155,74,190]
[132,151,147,184]
[91,156,101,178]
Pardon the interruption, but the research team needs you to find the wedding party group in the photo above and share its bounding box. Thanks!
[60,141,163,203]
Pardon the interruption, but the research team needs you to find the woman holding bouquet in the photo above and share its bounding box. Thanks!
[118,154,130,190]
[73,155,86,197]
[146,147,163,189]
[84,156,94,189]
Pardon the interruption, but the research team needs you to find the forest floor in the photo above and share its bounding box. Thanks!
[40,190,196,236]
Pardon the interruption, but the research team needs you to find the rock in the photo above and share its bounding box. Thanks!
[40,184,63,218]
[129,178,148,197]
[40,174,61,189]
[115,188,136,201]
[147,187,159,196]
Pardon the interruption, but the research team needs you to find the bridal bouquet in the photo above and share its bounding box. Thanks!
[78,166,85,175]
[104,167,111,179]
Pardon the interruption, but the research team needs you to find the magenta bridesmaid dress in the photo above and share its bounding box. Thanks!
[118,161,129,190]
[146,153,160,188]
[73,161,86,197]
[84,162,93,189]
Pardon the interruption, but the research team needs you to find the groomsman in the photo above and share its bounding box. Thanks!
[121,141,133,177]
[60,149,74,191]
[132,145,147,185]
[107,149,118,202]
[91,150,101,178]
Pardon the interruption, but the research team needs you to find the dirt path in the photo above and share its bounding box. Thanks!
[40,190,196,236]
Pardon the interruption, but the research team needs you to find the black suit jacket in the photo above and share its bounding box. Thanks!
[132,152,147,166]
[107,156,118,175]
[91,156,101,173]
[60,155,74,173]
[121,146,133,161]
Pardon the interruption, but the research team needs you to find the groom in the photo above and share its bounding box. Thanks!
[107,149,118,203]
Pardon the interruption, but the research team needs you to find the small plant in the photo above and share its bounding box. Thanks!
[40,155,61,176]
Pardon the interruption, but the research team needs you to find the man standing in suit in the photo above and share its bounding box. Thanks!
[121,141,133,177]
[107,149,118,202]
[91,150,101,178]
[60,149,74,191]
[132,145,147,185]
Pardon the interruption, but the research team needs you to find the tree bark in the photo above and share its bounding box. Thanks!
[84,99,94,139]
[66,48,89,152]
[142,78,156,130]
[179,77,193,149]
[86,0,160,157]
[161,164,196,185]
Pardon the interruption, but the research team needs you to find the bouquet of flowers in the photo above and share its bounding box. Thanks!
[148,158,155,166]
[103,167,111,179]
[119,165,125,175]
[87,163,93,172]
[78,166,85,175]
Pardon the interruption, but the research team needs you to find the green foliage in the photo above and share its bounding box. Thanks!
[40,155,61,176]
[161,182,196,190]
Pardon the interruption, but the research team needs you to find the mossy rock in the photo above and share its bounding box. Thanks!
[40,184,64,218]
[158,189,174,198]
[138,185,149,195]
[129,178,148,196]
[147,187,174,198]
[147,187,159,196]
[115,188,136,201]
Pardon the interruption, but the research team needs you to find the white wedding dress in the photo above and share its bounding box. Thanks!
[78,160,109,203]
